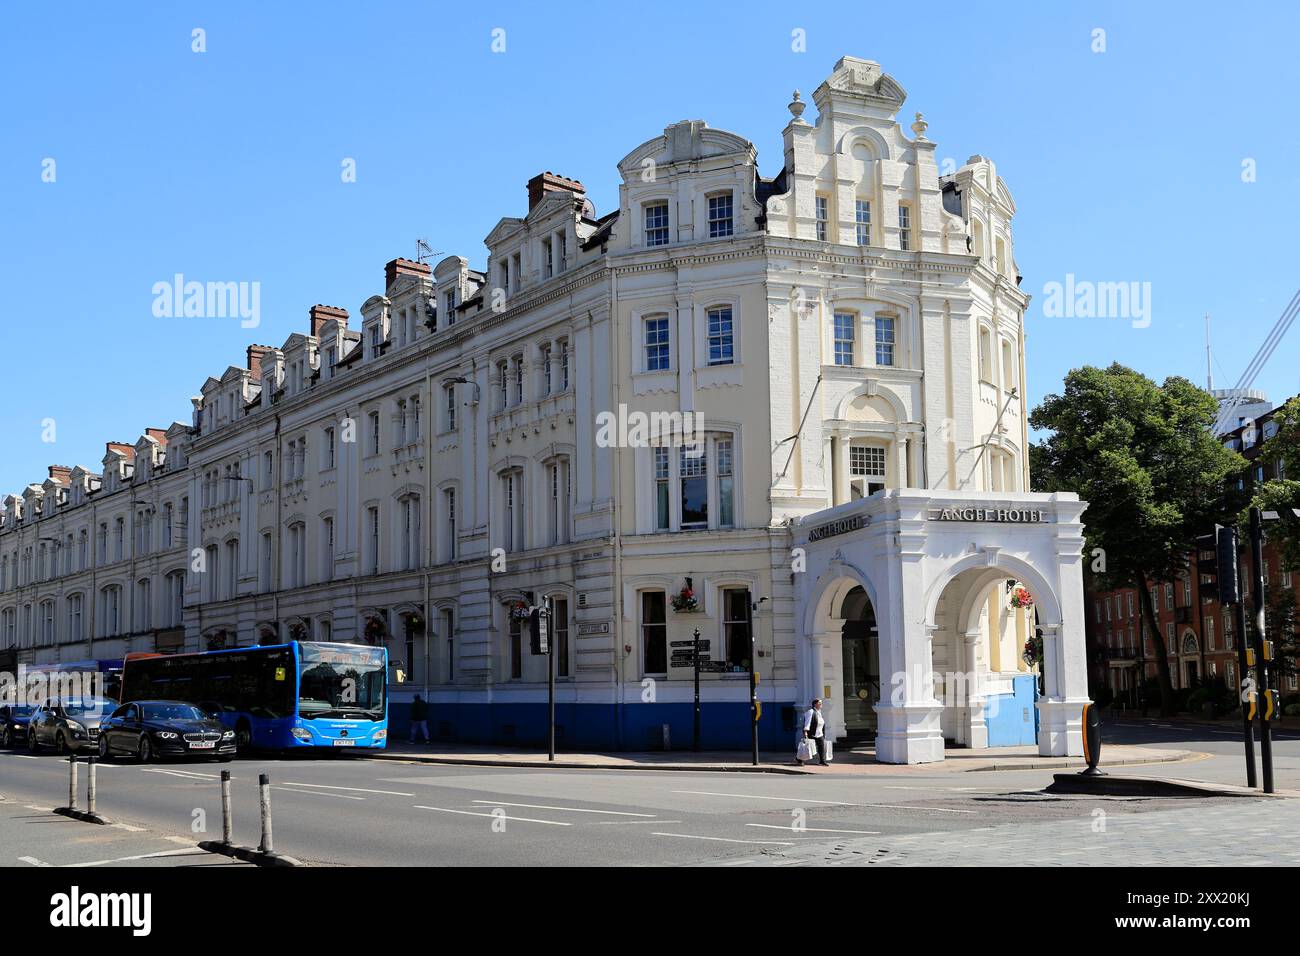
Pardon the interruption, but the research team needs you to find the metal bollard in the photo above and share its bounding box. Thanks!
[86,755,97,817]
[67,754,78,812]
[257,773,273,855]
[220,770,233,845]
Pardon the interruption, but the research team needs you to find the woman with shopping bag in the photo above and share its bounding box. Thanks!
[796,698,828,766]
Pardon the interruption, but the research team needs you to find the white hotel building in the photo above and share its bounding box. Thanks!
[0,57,1089,762]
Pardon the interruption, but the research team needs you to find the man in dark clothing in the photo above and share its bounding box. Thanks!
[409,694,429,744]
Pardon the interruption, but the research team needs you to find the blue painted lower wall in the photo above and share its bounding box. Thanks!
[983,674,1038,746]
[393,700,800,751]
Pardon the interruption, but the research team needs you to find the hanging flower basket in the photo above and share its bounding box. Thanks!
[1023,633,1043,667]
[1008,584,1035,610]
[363,616,386,644]
[288,620,308,641]
[510,601,532,621]
[671,585,699,613]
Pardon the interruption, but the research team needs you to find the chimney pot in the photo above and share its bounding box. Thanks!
[246,344,275,378]
[383,258,432,291]
[527,171,585,210]
[308,304,349,338]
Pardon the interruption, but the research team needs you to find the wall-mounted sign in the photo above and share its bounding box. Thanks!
[928,507,1046,523]
[577,622,610,636]
[808,515,867,541]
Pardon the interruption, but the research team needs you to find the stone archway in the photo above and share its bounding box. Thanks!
[803,564,882,743]
[925,556,1057,751]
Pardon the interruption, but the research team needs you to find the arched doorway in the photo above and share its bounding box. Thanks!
[1181,632,1200,687]
[839,586,880,741]
[926,563,1045,749]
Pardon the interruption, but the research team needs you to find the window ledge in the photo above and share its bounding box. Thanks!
[632,370,677,396]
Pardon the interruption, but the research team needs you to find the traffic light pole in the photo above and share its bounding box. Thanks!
[1233,594,1257,789]
[1249,507,1273,793]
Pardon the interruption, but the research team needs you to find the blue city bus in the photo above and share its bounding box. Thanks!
[120,642,388,751]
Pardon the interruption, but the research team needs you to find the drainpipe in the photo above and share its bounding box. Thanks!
[273,412,282,641]
[610,265,625,750]
[423,351,433,693]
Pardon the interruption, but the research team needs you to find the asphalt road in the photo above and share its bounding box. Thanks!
[2,720,1296,867]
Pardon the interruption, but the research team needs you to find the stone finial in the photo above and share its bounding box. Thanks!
[788,90,807,122]
[911,111,929,140]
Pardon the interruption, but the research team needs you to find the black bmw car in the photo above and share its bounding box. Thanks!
[98,700,236,762]
[0,704,35,748]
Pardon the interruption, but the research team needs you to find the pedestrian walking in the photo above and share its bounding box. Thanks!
[797,698,828,766]
[409,694,429,744]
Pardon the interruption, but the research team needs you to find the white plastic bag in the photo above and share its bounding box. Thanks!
[823,738,834,762]
[796,737,815,762]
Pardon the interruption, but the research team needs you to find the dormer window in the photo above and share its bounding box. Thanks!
[369,325,381,357]
[543,238,553,278]
[645,203,669,247]
[708,193,733,238]
[444,290,457,327]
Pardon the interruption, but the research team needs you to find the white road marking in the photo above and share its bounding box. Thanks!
[165,836,195,845]
[6,754,39,760]
[672,790,855,806]
[413,805,571,826]
[283,782,414,796]
[470,800,655,817]
[69,847,210,867]
[590,819,682,825]
[884,785,1036,793]
[111,822,147,832]
[274,786,365,800]
[652,832,795,845]
[746,824,882,834]
[858,803,976,814]
[24,805,54,812]
[18,856,49,866]
[141,768,220,780]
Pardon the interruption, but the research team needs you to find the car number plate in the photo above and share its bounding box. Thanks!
[332,739,355,746]
[189,740,215,749]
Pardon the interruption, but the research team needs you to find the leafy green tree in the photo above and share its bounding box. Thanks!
[1030,364,1247,715]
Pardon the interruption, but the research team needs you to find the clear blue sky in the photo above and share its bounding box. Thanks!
[2,1,1298,494]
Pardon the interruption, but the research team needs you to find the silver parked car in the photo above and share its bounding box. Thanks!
[27,696,117,754]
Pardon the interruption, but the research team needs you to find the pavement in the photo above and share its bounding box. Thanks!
[375,740,1191,774]
[0,793,249,868]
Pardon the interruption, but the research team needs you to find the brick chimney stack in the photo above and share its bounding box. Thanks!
[527,171,585,211]
[47,465,72,486]
[308,304,349,338]
[383,258,432,292]
[246,344,275,378]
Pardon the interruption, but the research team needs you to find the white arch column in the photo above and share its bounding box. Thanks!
[874,537,945,764]
[957,628,988,749]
